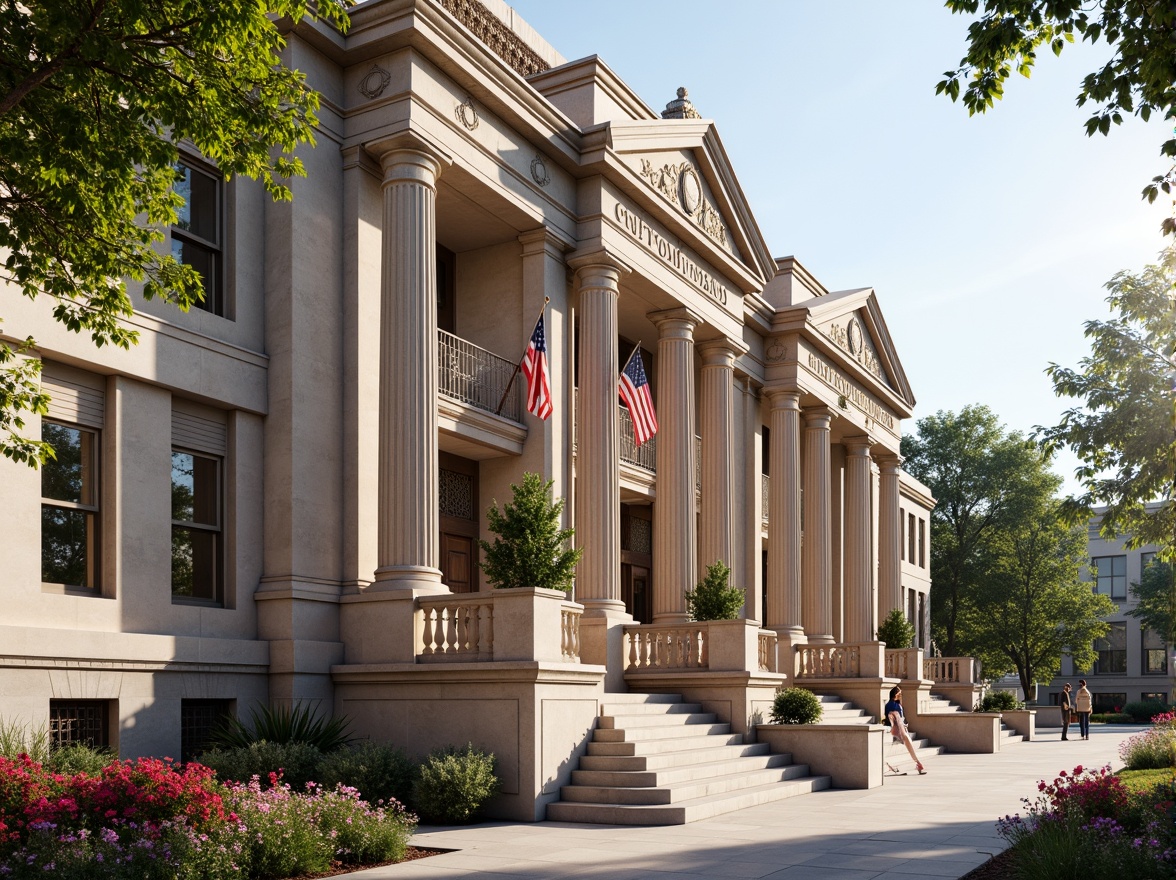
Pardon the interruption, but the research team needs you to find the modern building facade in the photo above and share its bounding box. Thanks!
[0,0,946,818]
[1046,504,1170,712]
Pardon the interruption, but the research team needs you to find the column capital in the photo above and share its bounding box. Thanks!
[697,336,749,366]
[802,405,834,428]
[648,306,703,334]
[875,451,904,471]
[766,388,802,411]
[367,131,453,186]
[518,226,575,258]
[567,249,632,281]
[843,434,876,456]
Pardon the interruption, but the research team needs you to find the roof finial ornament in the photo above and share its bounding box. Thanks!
[661,86,701,120]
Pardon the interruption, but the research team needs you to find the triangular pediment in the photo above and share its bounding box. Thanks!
[606,120,776,285]
[807,288,915,408]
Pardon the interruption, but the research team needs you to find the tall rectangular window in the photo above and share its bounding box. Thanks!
[181,699,233,762]
[41,422,100,589]
[907,512,916,563]
[1144,628,1168,675]
[171,450,222,603]
[918,518,926,568]
[900,508,905,561]
[172,160,223,316]
[1094,621,1126,674]
[1142,551,1158,571]
[1092,555,1126,600]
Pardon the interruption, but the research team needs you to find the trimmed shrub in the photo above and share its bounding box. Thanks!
[197,741,323,791]
[876,607,916,648]
[1124,699,1168,723]
[479,472,581,592]
[413,744,499,824]
[45,743,115,775]
[315,740,417,807]
[978,691,1022,712]
[769,688,823,725]
[1091,712,1134,724]
[684,560,745,621]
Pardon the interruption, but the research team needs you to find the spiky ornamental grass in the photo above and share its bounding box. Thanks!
[479,473,581,592]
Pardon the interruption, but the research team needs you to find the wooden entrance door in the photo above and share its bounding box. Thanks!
[441,533,476,594]
[439,452,478,593]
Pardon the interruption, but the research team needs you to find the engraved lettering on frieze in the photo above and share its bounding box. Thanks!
[807,353,895,430]
[614,202,732,311]
[638,159,729,248]
[530,154,550,187]
[826,318,883,380]
[358,64,391,100]
[455,96,479,131]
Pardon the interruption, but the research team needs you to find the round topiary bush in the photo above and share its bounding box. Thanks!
[978,691,1022,712]
[769,687,823,725]
[412,743,499,824]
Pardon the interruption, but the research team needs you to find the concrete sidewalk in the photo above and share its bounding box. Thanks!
[347,723,1142,880]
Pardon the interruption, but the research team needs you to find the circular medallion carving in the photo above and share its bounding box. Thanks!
[455,96,479,131]
[679,166,702,214]
[847,317,864,356]
[766,340,787,363]
[530,154,550,187]
[358,64,391,100]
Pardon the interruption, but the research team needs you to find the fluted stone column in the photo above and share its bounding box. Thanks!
[877,452,904,625]
[698,338,746,582]
[843,436,875,643]
[372,142,449,592]
[767,391,803,644]
[571,255,627,610]
[650,308,700,622]
[802,406,834,644]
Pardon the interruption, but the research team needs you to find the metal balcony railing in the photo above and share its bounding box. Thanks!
[437,329,521,423]
[619,406,656,471]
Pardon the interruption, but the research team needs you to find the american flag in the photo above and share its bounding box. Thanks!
[619,349,657,446]
[521,313,553,420]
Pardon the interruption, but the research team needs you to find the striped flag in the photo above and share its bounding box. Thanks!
[619,350,657,446]
[521,313,553,420]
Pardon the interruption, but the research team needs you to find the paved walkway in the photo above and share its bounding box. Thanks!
[348,723,1142,880]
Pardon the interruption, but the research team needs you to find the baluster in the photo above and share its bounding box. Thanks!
[626,631,637,669]
[640,632,651,669]
[443,606,456,654]
[698,628,708,668]
[421,607,436,655]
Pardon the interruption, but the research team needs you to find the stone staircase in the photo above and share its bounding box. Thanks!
[546,693,832,825]
[811,693,946,774]
[924,692,1028,746]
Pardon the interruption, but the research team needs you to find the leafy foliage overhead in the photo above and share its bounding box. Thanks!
[0,0,349,465]
[937,0,1176,235]
[1037,247,1175,557]
[1127,558,1175,644]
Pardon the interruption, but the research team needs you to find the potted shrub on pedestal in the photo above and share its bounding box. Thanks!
[479,472,581,591]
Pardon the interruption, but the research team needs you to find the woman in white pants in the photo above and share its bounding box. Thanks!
[885,686,927,774]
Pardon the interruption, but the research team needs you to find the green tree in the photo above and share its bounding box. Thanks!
[479,473,582,592]
[901,405,1059,656]
[0,0,349,465]
[937,0,1176,235]
[877,607,916,649]
[684,561,745,622]
[1127,558,1176,645]
[959,505,1114,697]
[1037,247,1175,558]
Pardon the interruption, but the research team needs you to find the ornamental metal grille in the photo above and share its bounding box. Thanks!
[629,517,652,555]
[439,469,475,520]
[49,700,108,749]
[181,700,232,762]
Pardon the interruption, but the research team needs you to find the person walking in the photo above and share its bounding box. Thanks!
[1075,679,1093,740]
[1059,683,1073,740]
[884,686,927,774]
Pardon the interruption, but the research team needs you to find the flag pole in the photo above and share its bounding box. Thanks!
[496,296,550,416]
[620,340,642,376]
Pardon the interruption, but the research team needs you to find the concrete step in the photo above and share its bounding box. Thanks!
[599,700,702,716]
[560,762,816,805]
[598,711,718,729]
[572,751,792,788]
[592,721,732,742]
[547,775,833,825]
[587,732,745,756]
[578,741,771,772]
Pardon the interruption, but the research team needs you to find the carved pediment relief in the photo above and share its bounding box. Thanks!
[638,157,730,253]
[822,312,888,385]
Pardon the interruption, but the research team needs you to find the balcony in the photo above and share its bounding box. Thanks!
[438,329,521,423]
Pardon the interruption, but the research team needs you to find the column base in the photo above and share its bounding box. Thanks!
[652,612,690,624]
[371,565,447,594]
[805,633,836,646]
[578,601,633,692]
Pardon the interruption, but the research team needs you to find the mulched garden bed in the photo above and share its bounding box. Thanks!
[293,847,450,878]
[959,847,1017,880]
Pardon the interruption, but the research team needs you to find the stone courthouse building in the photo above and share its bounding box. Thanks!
[0,0,958,822]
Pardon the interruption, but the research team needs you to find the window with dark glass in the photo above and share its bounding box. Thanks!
[1094,622,1126,674]
[50,700,109,749]
[172,160,223,316]
[1144,628,1168,675]
[1092,555,1126,600]
[41,422,100,589]
[171,450,222,603]
[181,699,232,762]
[1092,692,1126,714]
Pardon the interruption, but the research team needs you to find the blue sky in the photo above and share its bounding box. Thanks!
[507,0,1171,491]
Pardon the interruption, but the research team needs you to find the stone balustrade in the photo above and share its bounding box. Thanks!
[416,588,582,663]
[884,647,924,680]
[624,624,708,670]
[924,656,975,684]
[757,629,778,672]
[795,643,861,678]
